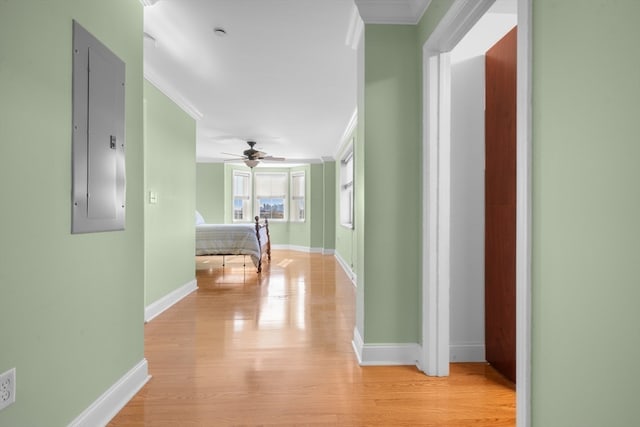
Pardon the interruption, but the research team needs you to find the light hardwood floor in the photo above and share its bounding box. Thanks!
[109,250,515,426]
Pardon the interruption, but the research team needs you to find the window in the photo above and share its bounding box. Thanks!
[232,170,251,221]
[290,171,305,222]
[340,143,354,228]
[254,172,288,220]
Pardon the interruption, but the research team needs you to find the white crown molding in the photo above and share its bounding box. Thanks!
[345,4,364,49]
[342,108,358,142]
[334,108,358,159]
[355,0,433,24]
[144,66,203,121]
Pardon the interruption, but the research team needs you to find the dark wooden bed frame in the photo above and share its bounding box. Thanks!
[254,216,271,272]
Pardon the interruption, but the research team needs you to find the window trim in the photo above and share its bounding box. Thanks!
[340,141,354,229]
[232,169,252,222]
[290,170,306,223]
[254,171,288,222]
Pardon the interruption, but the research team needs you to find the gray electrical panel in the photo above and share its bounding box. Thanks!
[71,21,126,233]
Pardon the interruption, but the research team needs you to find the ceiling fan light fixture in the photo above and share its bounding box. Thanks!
[244,159,259,168]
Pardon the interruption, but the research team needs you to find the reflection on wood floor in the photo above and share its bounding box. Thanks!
[109,250,515,426]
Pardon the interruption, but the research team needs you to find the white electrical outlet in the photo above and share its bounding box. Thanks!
[0,368,16,411]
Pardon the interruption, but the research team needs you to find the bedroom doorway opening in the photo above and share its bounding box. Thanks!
[420,0,531,425]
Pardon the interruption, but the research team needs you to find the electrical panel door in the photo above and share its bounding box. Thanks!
[72,21,126,233]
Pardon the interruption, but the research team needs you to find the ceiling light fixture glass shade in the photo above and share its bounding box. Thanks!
[244,159,259,168]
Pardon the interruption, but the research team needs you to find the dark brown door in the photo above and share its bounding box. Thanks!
[485,26,517,383]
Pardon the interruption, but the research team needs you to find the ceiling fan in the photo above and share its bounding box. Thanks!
[223,140,285,168]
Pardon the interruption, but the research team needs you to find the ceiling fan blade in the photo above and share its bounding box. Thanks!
[221,152,246,158]
[261,156,286,161]
[223,157,246,162]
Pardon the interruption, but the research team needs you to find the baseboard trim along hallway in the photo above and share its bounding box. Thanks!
[69,359,150,427]
[144,278,198,323]
[352,327,422,366]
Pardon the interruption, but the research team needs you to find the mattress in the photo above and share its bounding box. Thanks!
[195,223,267,268]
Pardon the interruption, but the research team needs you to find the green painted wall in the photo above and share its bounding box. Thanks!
[530,1,640,425]
[144,81,196,306]
[309,163,325,249]
[0,1,144,425]
[356,40,366,333]
[322,161,336,251]
[363,25,421,343]
[196,163,225,224]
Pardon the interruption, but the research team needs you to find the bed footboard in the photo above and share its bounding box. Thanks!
[254,216,271,272]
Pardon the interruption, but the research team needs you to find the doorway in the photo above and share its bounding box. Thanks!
[420,0,531,425]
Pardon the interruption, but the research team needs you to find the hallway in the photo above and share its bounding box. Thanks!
[110,250,514,426]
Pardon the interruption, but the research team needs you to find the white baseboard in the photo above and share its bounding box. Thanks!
[450,343,486,362]
[145,278,197,322]
[69,359,150,427]
[352,326,365,363]
[352,327,420,366]
[289,245,314,253]
[271,244,308,252]
[323,248,335,255]
[334,252,357,286]
[270,244,329,254]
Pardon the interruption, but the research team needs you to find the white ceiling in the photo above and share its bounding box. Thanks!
[143,0,358,164]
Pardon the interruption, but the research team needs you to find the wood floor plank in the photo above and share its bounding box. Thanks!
[109,251,514,426]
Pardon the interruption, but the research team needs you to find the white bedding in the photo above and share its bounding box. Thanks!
[195,223,268,268]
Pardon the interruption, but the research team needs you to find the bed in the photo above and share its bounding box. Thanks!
[195,213,271,273]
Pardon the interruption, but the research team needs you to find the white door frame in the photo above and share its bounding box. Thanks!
[420,0,531,426]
